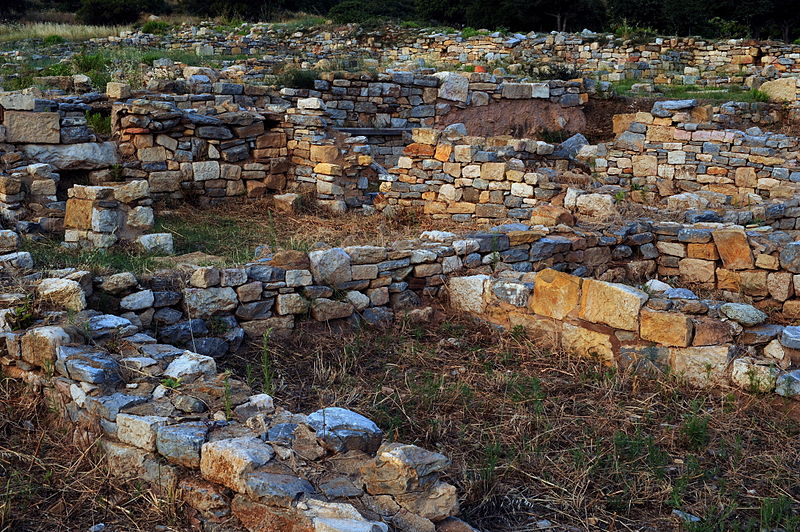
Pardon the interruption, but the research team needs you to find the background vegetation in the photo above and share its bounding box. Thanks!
[1,0,798,42]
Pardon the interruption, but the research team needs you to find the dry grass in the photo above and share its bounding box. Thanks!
[0,23,129,43]
[22,200,488,274]
[0,377,189,532]
[225,309,800,531]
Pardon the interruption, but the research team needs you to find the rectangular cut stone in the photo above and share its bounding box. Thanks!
[578,279,648,331]
[5,111,60,143]
[561,322,614,365]
[64,198,94,229]
[678,258,715,284]
[687,243,719,260]
[531,268,581,320]
[640,309,693,347]
[712,229,753,270]
[669,345,731,385]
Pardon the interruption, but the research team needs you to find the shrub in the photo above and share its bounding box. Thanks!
[461,26,480,38]
[85,112,111,135]
[43,34,66,45]
[42,62,73,76]
[141,20,171,34]
[276,68,318,89]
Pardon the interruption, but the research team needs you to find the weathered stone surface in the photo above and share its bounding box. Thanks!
[5,111,60,143]
[531,269,581,320]
[307,407,383,453]
[711,229,753,270]
[21,326,71,367]
[309,248,352,286]
[575,193,617,218]
[311,298,353,321]
[20,142,119,170]
[719,303,767,326]
[156,422,209,468]
[775,370,800,397]
[363,443,449,495]
[579,279,647,331]
[446,275,489,314]
[244,472,316,505]
[37,278,86,311]
[200,436,275,493]
[731,357,779,392]
[164,351,217,381]
[759,77,797,102]
[561,322,614,364]
[434,72,469,103]
[669,345,731,385]
[184,287,238,318]
[120,289,154,311]
[692,317,736,346]
[678,258,715,284]
[117,413,169,451]
[640,309,693,347]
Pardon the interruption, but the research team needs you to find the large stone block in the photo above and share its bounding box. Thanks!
[678,258,715,284]
[669,345,731,385]
[640,309,693,347]
[200,437,275,493]
[578,279,647,331]
[561,322,614,365]
[183,287,238,318]
[434,72,469,103]
[20,142,119,170]
[759,77,797,103]
[4,111,60,143]
[37,278,86,311]
[531,268,581,320]
[21,326,71,367]
[711,229,753,270]
[309,248,352,287]
[446,275,489,314]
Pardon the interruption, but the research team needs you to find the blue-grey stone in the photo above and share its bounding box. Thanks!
[491,280,532,307]
[780,326,800,349]
[775,370,800,397]
[156,421,209,467]
[86,393,147,420]
[779,241,800,273]
[192,337,229,358]
[664,288,698,300]
[719,303,767,326]
[307,407,383,453]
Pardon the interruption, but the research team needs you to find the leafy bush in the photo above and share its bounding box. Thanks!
[42,62,73,76]
[461,26,480,38]
[43,34,66,45]
[276,68,318,89]
[141,20,171,34]
[85,112,111,135]
[707,17,749,39]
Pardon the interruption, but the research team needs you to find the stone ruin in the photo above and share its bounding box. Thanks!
[2,22,800,532]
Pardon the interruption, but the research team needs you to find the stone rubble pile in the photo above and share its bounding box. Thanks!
[0,305,466,532]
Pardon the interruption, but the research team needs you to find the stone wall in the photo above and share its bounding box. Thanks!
[0,304,464,532]
[595,99,800,207]
[375,126,580,222]
[91,25,800,87]
[63,182,156,249]
[448,270,800,396]
[112,99,290,204]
